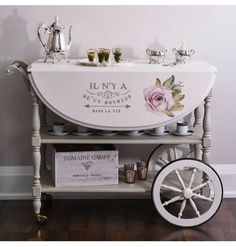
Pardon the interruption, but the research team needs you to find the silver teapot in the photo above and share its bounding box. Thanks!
[146,48,167,64]
[172,42,194,64]
[38,16,72,63]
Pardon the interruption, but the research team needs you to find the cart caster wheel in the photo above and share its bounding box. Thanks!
[41,193,53,207]
[35,214,48,226]
[152,158,223,227]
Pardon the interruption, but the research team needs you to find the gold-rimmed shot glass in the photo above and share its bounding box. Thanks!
[87,49,96,62]
[97,48,106,63]
[104,48,111,62]
[112,48,122,63]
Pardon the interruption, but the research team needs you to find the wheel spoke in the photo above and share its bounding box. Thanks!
[173,147,178,159]
[192,193,213,202]
[192,181,210,192]
[159,157,169,165]
[185,150,192,158]
[178,199,186,218]
[162,195,183,206]
[188,168,197,188]
[175,170,186,189]
[161,184,182,193]
[189,198,200,217]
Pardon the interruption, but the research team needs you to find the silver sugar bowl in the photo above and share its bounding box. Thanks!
[146,48,167,64]
[172,42,194,64]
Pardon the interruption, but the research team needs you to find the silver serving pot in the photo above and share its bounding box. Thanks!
[38,16,72,63]
[172,42,194,64]
[146,48,167,64]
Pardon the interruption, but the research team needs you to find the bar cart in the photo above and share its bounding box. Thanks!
[5,59,223,227]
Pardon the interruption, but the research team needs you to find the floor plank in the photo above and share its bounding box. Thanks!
[0,198,235,241]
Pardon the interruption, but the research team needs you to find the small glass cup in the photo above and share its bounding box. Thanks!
[87,49,96,62]
[137,167,148,180]
[97,48,106,63]
[104,48,111,62]
[124,163,135,174]
[136,160,147,169]
[125,170,136,184]
[112,48,122,63]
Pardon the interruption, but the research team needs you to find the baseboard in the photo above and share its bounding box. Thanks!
[0,165,32,176]
[0,164,236,199]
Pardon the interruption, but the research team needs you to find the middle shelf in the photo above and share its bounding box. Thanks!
[41,126,202,145]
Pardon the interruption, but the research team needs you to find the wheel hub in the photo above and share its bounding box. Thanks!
[183,188,193,199]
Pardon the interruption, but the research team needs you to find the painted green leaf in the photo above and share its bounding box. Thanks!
[172,85,182,91]
[172,90,182,98]
[163,75,175,89]
[171,102,184,111]
[156,78,161,86]
[174,94,185,102]
[165,110,174,117]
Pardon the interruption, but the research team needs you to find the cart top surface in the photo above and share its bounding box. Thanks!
[28,59,216,130]
[28,59,217,73]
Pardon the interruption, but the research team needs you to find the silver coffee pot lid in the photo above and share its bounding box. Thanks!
[50,16,63,31]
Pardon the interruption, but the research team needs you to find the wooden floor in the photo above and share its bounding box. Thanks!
[0,198,235,241]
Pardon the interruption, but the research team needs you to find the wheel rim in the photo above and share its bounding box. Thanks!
[152,158,223,227]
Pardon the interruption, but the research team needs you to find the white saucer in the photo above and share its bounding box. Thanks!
[121,131,144,136]
[77,59,134,67]
[77,59,97,67]
[71,131,94,136]
[173,130,194,136]
[145,130,170,136]
[48,131,69,136]
[97,132,118,136]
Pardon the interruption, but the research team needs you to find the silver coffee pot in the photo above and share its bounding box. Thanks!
[38,16,72,63]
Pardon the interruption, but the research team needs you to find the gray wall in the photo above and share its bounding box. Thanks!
[0,5,235,167]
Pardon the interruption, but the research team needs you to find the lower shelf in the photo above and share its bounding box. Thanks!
[41,168,157,194]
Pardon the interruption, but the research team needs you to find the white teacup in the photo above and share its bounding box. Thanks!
[153,126,165,135]
[77,125,89,133]
[125,130,139,135]
[53,122,64,133]
[177,122,188,135]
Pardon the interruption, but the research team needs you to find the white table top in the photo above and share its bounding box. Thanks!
[28,59,217,74]
[28,59,216,130]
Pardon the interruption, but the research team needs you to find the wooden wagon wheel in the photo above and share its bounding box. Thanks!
[152,158,223,227]
[147,144,194,171]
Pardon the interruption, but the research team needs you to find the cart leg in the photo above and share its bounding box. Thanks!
[201,91,212,196]
[202,91,212,164]
[40,103,51,171]
[31,90,47,225]
[194,105,202,159]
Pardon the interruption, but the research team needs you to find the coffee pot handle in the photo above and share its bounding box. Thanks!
[38,24,48,52]
[172,48,177,55]
[189,49,195,56]
[146,48,151,56]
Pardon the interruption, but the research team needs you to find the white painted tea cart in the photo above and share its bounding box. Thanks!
[6,59,223,227]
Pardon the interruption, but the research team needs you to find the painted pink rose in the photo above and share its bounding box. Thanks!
[143,85,174,114]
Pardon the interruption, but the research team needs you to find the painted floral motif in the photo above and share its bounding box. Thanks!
[143,75,185,117]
